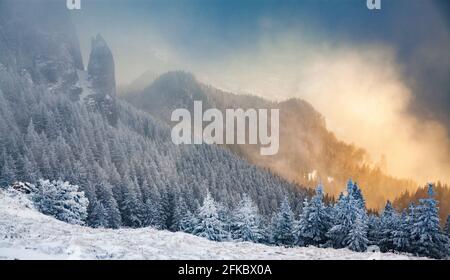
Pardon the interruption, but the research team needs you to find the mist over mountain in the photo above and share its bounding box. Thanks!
[1,0,449,260]
[0,0,309,230]
[123,71,418,209]
[0,0,83,98]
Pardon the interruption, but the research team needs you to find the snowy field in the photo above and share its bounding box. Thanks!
[0,190,426,260]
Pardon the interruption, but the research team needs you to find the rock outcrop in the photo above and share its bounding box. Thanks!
[85,34,118,125]
[0,0,84,99]
[87,34,116,98]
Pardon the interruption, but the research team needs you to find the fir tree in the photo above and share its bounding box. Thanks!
[347,208,369,252]
[231,194,264,243]
[294,184,331,246]
[410,184,449,259]
[171,196,192,232]
[367,214,381,246]
[379,201,399,252]
[0,152,16,187]
[271,197,296,246]
[32,179,89,225]
[444,215,450,236]
[192,192,226,241]
[392,210,411,253]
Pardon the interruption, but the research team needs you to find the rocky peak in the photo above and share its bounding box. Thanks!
[87,34,116,97]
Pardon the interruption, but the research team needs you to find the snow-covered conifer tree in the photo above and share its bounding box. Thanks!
[294,184,331,246]
[392,210,411,253]
[271,196,296,246]
[410,184,449,259]
[192,192,226,241]
[379,201,399,252]
[32,179,89,225]
[231,194,264,243]
[347,208,369,252]
[444,215,450,236]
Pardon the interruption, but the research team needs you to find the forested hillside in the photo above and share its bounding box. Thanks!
[0,0,308,229]
[123,71,417,209]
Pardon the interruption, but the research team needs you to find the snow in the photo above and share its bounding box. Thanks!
[0,190,427,260]
[76,69,95,101]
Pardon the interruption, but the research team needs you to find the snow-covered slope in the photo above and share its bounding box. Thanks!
[0,190,425,260]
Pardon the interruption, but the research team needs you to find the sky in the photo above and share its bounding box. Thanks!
[70,0,450,183]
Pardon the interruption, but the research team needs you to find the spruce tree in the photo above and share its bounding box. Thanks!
[192,192,226,241]
[231,194,264,243]
[392,210,411,253]
[294,184,331,246]
[410,184,449,259]
[271,196,296,246]
[379,201,399,252]
[444,215,450,236]
[347,208,369,252]
[32,179,89,225]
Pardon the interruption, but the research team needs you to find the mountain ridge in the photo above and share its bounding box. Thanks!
[122,70,418,209]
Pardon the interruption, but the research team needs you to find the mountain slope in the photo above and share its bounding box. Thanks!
[123,71,417,209]
[0,189,424,260]
[0,1,308,229]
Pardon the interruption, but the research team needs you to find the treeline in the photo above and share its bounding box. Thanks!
[180,180,450,259]
[394,182,450,224]
[123,71,418,210]
[12,178,450,259]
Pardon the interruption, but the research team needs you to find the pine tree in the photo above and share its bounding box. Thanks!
[410,184,449,259]
[327,193,352,248]
[379,201,399,252]
[347,208,369,252]
[0,152,16,187]
[192,192,226,241]
[327,179,368,250]
[95,181,122,229]
[294,184,331,246]
[171,196,192,232]
[367,214,381,246]
[349,181,365,209]
[271,196,296,246]
[118,177,142,228]
[231,194,264,243]
[89,199,109,228]
[142,183,163,229]
[444,215,450,236]
[392,210,411,253]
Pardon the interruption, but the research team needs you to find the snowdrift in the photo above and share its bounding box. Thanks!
[0,190,425,260]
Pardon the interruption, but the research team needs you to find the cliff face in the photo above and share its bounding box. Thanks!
[0,0,83,98]
[0,1,118,124]
[85,34,118,125]
[88,34,116,98]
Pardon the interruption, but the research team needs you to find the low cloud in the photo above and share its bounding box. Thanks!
[194,32,450,184]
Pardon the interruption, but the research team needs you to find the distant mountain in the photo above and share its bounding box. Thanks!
[123,71,418,209]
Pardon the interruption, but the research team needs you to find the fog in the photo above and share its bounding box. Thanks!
[192,32,450,183]
[71,0,450,184]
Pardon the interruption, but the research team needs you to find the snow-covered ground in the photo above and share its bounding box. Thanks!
[0,190,426,260]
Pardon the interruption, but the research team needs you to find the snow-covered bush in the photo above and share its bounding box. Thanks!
[32,179,89,225]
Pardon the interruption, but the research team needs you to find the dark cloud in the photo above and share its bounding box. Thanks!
[72,0,449,131]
